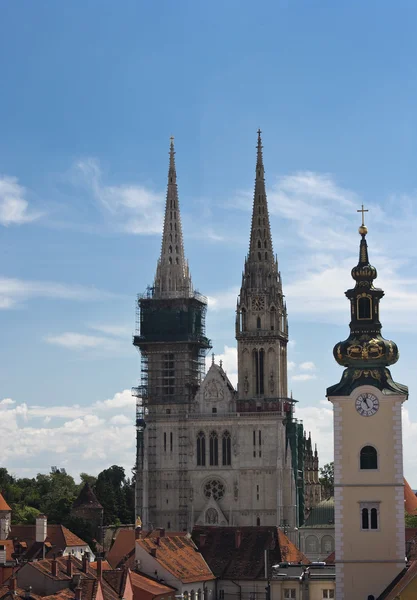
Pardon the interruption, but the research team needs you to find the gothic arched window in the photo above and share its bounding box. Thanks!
[222,431,231,466]
[258,240,261,248]
[197,431,206,466]
[209,431,219,466]
[360,446,378,470]
[358,296,372,319]
[241,308,246,331]
[169,245,172,254]
[256,517,260,526]
[257,317,261,330]
[270,307,276,331]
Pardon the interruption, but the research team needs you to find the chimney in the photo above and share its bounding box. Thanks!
[9,576,17,592]
[235,529,242,549]
[82,552,89,573]
[52,555,58,577]
[96,556,102,581]
[199,534,207,548]
[75,585,82,600]
[158,528,165,538]
[150,548,157,558]
[67,554,73,577]
[0,515,10,540]
[0,544,6,565]
[35,515,47,543]
[135,526,142,540]
[155,537,160,546]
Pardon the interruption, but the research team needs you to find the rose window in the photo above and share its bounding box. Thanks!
[203,479,225,501]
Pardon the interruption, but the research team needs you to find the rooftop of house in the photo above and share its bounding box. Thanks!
[377,560,417,600]
[8,524,88,560]
[130,571,175,597]
[137,532,215,584]
[106,529,188,571]
[404,480,417,514]
[17,556,130,600]
[191,526,308,580]
[0,494,11,513]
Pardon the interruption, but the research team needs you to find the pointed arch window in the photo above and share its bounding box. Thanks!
[241,308,247,332]
[197,431,206,466]
[257,317,261,329]
[258,240,261,248]
[258,252,262,260]
[360,446,378,470]
[222,431,231,466]
[209,431,219,466]
[270,307,276,331]
[169,245,172,254]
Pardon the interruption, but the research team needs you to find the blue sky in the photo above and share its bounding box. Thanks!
[2,1,417,485]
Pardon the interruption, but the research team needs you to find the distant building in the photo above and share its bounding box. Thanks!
[71,482,104,541]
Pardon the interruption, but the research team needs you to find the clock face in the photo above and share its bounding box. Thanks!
[252,296,265,311]
[355,393,379,417]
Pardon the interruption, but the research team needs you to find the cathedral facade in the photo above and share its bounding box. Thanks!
[133,133,319,533]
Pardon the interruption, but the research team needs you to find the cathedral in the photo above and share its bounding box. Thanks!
[133,132,321,534]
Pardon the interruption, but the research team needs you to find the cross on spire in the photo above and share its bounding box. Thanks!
[357,204,368,226]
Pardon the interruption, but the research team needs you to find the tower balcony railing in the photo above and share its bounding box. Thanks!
[138,288,207,304]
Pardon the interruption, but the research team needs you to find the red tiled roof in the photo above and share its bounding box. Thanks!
[0,585,43,600]
[90,560,112,571]
[130,571,176,597]
[137,534,215,584]
[8,524,88,559]
[404,479,417,514]
[0,494,11,512]
[106,529,135,569]
[192,526,308,580]
[324,551,335,564]
[377,560,417,600]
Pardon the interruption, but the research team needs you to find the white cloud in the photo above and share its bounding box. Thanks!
[0,277,118,310]
[45,332,110,350]
[0,390,136,477]
[89,324,131,338]
[207,288,239,311]
[291,373,317,382]
[76,158,164,234]
[299,361,316,371]
[0,175,42,226]
[287,361,296,372]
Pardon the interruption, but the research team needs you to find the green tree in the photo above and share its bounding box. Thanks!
[319,462,334,499]
[405,512,417,528]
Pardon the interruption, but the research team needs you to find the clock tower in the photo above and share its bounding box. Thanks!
[327,211,408,600]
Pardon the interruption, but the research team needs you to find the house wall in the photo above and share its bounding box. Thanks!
[16,564,69,596]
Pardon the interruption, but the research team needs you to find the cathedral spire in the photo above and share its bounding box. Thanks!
[154,137,192,299]
[248,129,274,265]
